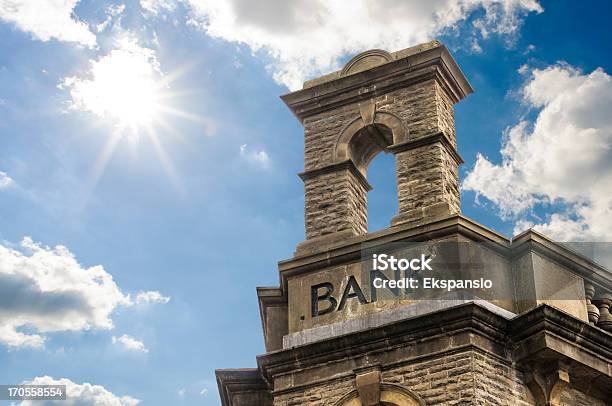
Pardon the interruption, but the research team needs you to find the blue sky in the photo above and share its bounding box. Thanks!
[1,0,611,404]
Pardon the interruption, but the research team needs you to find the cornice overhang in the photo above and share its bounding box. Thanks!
[256,286,287,352]
[216,369,270,406]
[299,159,373,191]
[276,214,510,293]
[257,302,508,388]
[274,215,612,296]
[388,131,464,164]
[281,43,473,123]
[256,304,612,395]
[510,229,612,290]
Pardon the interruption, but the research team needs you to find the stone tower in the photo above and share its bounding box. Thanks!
[216,41,612,406]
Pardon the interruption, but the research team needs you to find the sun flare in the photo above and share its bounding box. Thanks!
[59,37,203,199]
[62,38,165,133]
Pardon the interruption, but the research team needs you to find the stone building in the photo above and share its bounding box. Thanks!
[216,41,612,406]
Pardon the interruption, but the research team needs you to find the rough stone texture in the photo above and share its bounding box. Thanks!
[303,166,368,238]
[571,389,608,406]
[304,107,359,171]
[299,78,462,240]
[272,378,354,406]
[302,81,451,170]
[394,142,460,224]
[271,349,609,406]
[435,80,457,146]
[271,349,536,406]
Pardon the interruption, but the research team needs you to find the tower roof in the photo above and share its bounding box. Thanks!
[282,40,473,122]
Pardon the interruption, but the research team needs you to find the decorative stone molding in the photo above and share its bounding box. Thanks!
[584,283,600,326]
[333,106,408,174]
[340,49,393,77]
[355,367,381,406]
[333,383,425,406]
[524,362,572,406]
[387,131,463,165]
[299,160,372,192]
[593,291,612,332]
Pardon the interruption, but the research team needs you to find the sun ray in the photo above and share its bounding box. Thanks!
[145,126,185,198]
[60,37,211,192]
[75,130,123,213]
[156,105,210,124]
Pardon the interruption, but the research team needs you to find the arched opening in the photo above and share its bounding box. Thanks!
[339,122,399,232]
[367,151,398,232]
[323,111,407,237]
[347,123,394,174]
[334,384,425,406]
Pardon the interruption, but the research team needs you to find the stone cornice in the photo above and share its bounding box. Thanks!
[510,229,612,290]
[256,302,508,387]
[276,214,510,293]
[275,215,612,295]
[256,286,287,352]
[388,131,464,165]
[510,305,612,361]
[256,304,612,394]
[216,369,270,406]
[281,43,473,122]
[298,159,373,192]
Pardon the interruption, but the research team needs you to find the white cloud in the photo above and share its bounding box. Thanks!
[59,37,164,132]
[135,290,170,305]
[0,171,13,188]
[0,237,168,348]
[112,334,148,353]
[240,144,270,168]
[0,237,130,348]
[463,64,612,241]
[140,0,177,15]
[517,63,529,74]
[178,388,186,396]
[18,376,140,406]
[96,4,126,33]
[181,0,542,89]
[0,0,96,46]
[200,388,208,396]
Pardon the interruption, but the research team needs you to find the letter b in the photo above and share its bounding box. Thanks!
[311,282,337,317]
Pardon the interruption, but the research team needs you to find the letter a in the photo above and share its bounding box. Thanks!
[338,276,368,311]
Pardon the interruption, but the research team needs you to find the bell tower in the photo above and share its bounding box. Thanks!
[282,41,469,253]
[216,41,612,406]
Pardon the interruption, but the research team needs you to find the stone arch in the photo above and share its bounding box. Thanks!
[334,110,408,174]
[341,49,393,77]
[334,384,425,406]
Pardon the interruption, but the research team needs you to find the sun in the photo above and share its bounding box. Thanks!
[60,37,203,199]
[62,38,166,133]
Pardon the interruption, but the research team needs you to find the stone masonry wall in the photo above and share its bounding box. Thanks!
[304,168,368,238]
[435,81,457,147]
[302,79,448,172]
[272,349,536,406]
[394,142,460,224]
[382,350,535,406]
[271,348,608,406]
[301,78,460,239]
